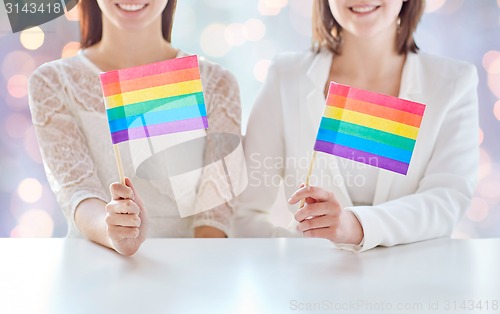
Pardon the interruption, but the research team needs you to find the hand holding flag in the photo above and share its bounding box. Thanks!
[106,177,148,256]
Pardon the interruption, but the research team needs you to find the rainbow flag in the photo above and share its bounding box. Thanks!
[99,55,208,144]
[314,82,425,175]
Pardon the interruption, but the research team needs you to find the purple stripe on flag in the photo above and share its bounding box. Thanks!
[314,140,410,175]
[111,116,208,144]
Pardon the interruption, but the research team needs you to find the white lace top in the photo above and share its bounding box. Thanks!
[28,51,241,237]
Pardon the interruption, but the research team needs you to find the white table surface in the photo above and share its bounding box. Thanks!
[1,238,499,314]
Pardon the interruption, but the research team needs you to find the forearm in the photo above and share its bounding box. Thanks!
[75,198,113,250]
[194,226,226,238]
[192,202,233,237]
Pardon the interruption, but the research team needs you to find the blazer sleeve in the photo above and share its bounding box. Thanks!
[232,62,288,237]
[346,64,480,252]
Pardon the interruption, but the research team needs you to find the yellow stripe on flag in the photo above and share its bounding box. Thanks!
[323,106,419,140]
[105,79,203,108]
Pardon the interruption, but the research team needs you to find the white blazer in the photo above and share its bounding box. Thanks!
[233,49,479,252]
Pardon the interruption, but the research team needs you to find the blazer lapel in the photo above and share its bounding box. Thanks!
[304,50,332,129]
[372,53,423,205]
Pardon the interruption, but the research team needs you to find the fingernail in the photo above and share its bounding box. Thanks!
[288,198,293,204]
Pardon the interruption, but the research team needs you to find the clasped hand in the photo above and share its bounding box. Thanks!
[105,178,148,256]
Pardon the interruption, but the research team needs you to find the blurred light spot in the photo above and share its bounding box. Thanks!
[479,148,492,180]
[478,179,500,201]
[487,72,500,98]
[265,0,288,8]
[225,23,247,46]
[24,126,43,164]
[1,51,36,78]
[484,52,500,98]
[65,4,80,21]
[7,74,29,98]
[5,113,31,139]
[478,127,484,145]
[466,197,489,222]
[244,19,266,42]
[494,100,500,121]
[482,50,500,74]
[200,24,230,58]
[61,41,81,58]
[11,209,54,237]
[17,178,43,203]
[425,0,446,12]
[201,0,240,9]
[20,27,45,50]
[258,0,283,15]
[253,59,271,82]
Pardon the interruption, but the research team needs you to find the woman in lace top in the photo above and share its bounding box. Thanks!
[28,0,242,255]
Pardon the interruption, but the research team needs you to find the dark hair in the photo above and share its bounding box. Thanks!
[312,0,425,55]
[79,0,177,48]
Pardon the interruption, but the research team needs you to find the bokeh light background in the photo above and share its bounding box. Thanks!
[0,0,499,238]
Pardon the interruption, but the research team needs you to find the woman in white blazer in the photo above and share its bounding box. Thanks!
[234,0,479,252]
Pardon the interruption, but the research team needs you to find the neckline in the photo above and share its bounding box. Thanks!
[77,49,184,74]
[319,50,416,101]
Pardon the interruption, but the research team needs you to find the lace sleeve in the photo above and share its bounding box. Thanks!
[192,65,242,235]
[28,64,109,233]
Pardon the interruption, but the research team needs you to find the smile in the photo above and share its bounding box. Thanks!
[349,5,380,14]
[116,3,148,12]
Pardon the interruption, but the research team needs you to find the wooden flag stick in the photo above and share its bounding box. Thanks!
[299,150,317,208]
[113,144,125,185]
